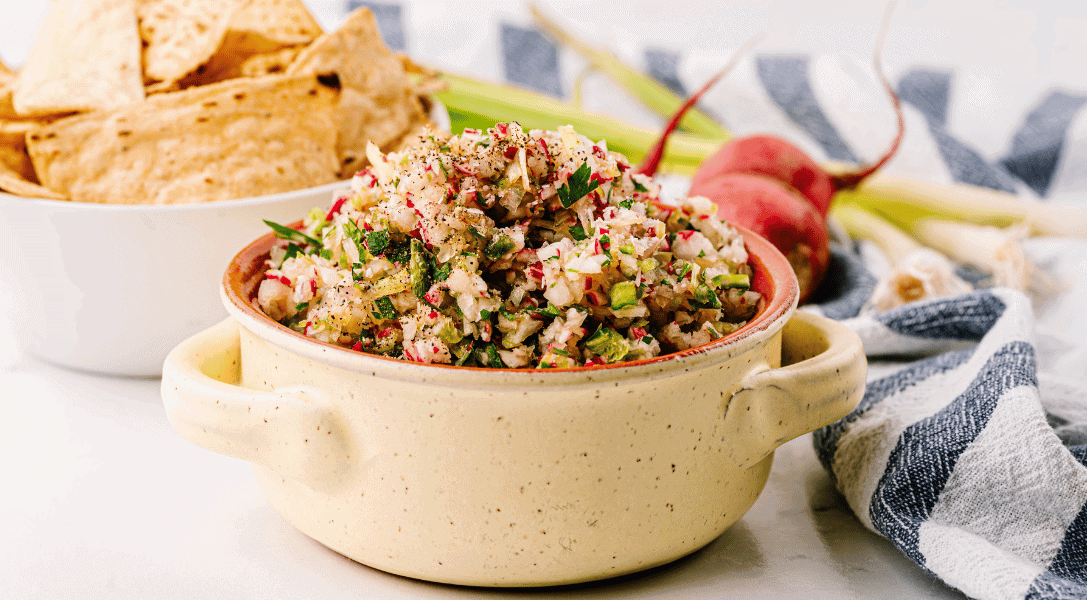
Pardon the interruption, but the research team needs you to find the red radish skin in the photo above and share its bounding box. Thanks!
[641,87,904,218]
[688,173,830,300]
[688,135,838,216]
[635,34,764,177]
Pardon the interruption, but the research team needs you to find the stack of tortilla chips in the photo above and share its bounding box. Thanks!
[0,0,433,204]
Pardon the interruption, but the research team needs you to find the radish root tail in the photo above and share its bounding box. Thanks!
[635,32,765,176]
[832,0,904,190]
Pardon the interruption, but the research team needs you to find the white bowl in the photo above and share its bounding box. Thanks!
[0,181,349,376]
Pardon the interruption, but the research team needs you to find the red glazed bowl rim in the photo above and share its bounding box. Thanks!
[222,220,799,381]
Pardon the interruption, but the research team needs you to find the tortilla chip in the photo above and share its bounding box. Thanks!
[0,121,41,183]
[0,161,67,200]
[162,42,305,92]
[287,7,427,177]
[0,66,15,119]
[137,0,244,84]
[142,0,316,92]
[239,46,305,77]
[229,0,322,48]
[28,74,342,205]
[143,79,181,96]
[13,0,144,117]
[0,117,59,199]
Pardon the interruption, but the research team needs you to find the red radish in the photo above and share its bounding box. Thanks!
[637,11,903,303]
[691,173,829,300]
[682,172,826,299]
[683,103,903,217]
[686,135,837,216]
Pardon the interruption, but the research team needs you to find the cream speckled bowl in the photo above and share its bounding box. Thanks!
[160,222,865,587]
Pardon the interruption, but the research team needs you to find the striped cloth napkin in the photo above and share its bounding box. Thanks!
[330,2,1087,597]
[813,288,1087,600]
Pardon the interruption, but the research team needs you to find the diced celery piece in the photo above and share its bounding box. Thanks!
[409,239,432,299]
[710,273,750,290]
[691,283,722,309]
[437,320,464,345]
[484,235,516,260]
[584,327,629,363]
[372,269,411,297]
[609,281,638,310]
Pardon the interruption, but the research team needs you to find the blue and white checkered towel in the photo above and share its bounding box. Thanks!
[322,2,1087,597]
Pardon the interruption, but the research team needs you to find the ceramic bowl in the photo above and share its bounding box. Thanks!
[0,182,349,376]
[160,221,866,587]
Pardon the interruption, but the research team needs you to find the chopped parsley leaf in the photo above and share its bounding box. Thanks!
[365,229,390,255]
[557,161,600,208]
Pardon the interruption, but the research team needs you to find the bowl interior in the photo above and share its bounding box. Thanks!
[223,219,799,374]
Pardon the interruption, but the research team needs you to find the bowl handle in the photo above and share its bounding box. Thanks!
[161,318,352,492]
[723,310,866,469]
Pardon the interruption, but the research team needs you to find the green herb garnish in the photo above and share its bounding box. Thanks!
[482,343,505,368]
[675,262,693,280]
[384,242,410,265]
[483,235,516,260]
[283,242,303,261]
[365,229,390,255]
[264,220,323,249]
[532,304,563,318]
[557,161,600,208]
[342,220,368,263]
[374,296,397,320]
[432,261,452,282]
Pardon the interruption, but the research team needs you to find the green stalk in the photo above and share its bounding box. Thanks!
[907,217,1036,292]
[435,73,723,173]
[837,173,1087,238]
[832,203,922,265]
[527,3,727,139]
